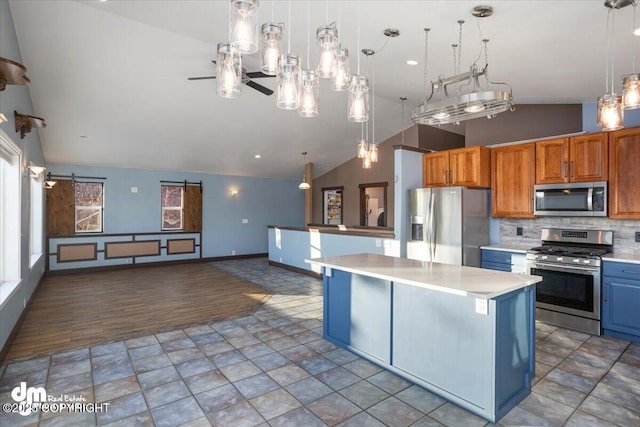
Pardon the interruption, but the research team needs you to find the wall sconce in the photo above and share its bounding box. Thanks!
[230,189,239,198]
[26,163,45,177]
[14,110,46,139]
[44,172,57,189]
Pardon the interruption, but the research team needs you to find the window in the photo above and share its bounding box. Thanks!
[0,131,22,301]
[29,172,44,267]
[161,185,184,230]
[75,182,104,233]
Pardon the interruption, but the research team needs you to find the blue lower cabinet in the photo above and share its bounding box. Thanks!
[481,249,527,273]
[602,261,640,343]
[322,267,535,423]
[323,269,391,363]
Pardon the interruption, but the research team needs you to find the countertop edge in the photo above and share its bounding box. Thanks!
[306,255,540,300]
[269,225,395,239]
[602,254,640,265]
[480,245,529,254]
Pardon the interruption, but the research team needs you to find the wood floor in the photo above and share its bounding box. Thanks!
[4,263,270,363]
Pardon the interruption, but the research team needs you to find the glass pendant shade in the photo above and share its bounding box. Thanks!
[362,153,372,169]
[260,23,283,75]
[277,54,301,110]
[216,42,242,99]
[299,70,319,118]
[331,48,350,91]
[348,75,370,122]
[369,143,378,163]
[298,176,310,190]
[599,93,624,131]
[316,24,339,78]
[230,0,259,54]
[622,74,640,109]
[357,139,368,158]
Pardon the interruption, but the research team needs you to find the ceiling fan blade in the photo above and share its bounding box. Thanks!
[187,76,216,80]
[246,71,274,79]
[210,60,217,64]
[246,80,274,96]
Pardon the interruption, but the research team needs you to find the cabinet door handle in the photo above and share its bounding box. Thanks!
[450,170,454,184]
[443,171,448,184]
[603,283,608,303]
[570,160,574,178]
[622,270,640,275]
[562,161,567,179]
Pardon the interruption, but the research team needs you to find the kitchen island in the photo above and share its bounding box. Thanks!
[307,253,542,423]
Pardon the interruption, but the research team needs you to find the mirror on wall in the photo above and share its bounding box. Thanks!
[322,187,343,225]
[359,183,387,227]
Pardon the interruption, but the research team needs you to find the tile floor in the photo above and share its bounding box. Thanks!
[0,257,639,427]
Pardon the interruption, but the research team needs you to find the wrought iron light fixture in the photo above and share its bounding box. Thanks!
[412,6,514,126]
[298,152,311,190]
[229,0,259,54]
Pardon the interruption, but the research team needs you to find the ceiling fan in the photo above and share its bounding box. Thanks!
[188,60,274,96]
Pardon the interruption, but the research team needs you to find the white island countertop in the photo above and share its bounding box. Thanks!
[307,253,541,300]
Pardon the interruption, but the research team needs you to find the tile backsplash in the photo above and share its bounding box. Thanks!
[499,217,640,255]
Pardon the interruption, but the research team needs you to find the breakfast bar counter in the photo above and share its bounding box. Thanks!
[307,253,542,423]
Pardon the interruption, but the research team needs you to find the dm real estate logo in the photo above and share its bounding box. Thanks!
[10,382,46,416]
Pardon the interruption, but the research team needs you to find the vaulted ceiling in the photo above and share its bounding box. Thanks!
[8,1,636,178]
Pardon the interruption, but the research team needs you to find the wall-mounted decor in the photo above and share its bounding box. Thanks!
[0,57,29,91]
[14,110,46,139]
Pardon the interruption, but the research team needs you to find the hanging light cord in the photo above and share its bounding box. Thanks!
[306,0,310,68]
[372,55,376,146]
[457,20,464,74]
[287,0,292,53]
[271,0,274,22]
[400,97,406,145]
[357,2,361,74]
[611,8,616,94]
[423,28,430,103]
[326,0,329,23]
[605,7,612,93]
[634,4,637,74]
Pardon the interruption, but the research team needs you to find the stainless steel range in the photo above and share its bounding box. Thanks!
[527,228,613,335]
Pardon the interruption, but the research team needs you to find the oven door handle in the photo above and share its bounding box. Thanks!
[529,262,599,273]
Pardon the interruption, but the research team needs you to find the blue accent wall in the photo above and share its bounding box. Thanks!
[47,163,305,257]
[0,0,47,355]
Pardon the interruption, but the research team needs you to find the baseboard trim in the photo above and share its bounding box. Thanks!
[268,260,322,278]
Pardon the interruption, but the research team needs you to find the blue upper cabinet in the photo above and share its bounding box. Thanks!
[602,261,640,343]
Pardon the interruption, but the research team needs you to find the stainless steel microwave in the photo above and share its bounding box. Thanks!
[534,181,607,217]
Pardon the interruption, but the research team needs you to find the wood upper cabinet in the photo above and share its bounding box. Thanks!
[491,142,536,218]
[422,151,449,187]
[423,146,490,188]
[535,133,608,184]
[609,127,640,219]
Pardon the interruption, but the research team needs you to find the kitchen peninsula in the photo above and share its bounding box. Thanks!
[307,253,542,423]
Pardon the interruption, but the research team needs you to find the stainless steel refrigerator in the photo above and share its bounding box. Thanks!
[407,187,490,267]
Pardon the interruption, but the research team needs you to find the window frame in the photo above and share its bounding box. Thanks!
[74,181,104,233]
[0,130,22,307]
[161,185,184,231]
[29,171,44,268]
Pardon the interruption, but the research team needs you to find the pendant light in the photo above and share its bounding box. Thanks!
[316,1,339,79]
[216,42,242,99]
[348,3,369,122]
[623,2,640,109]
[229,0,259,54]
[599,4,624,131]
[331,3,350,91]
[260,23,283,75]
[277,0,301,110]
[298,152,311,190]
[299,0,319,118]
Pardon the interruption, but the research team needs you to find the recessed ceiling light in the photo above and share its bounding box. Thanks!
[406,60,418,66]
[254,154,261,159]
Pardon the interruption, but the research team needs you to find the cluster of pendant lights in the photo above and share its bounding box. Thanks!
[222,0,377,169]
[222,0,368,120]
[598,0,640,131]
